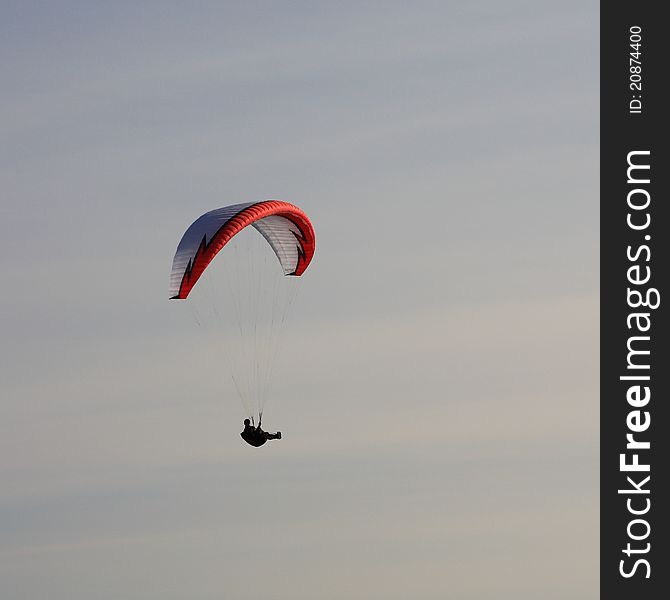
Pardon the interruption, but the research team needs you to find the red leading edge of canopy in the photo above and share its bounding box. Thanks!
[172,200,315,300]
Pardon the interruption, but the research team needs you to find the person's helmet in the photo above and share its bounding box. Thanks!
[244,419,251,426]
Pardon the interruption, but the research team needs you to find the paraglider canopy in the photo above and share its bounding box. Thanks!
[169,200,315,299]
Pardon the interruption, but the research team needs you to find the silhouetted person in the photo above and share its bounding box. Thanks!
[240,418,282,447]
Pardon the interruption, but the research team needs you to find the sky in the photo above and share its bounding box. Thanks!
[1,2,598,599]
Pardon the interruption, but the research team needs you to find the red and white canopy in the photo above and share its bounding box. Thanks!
[169,200,315,299]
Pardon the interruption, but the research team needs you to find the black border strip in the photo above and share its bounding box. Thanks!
[601,4,668,598]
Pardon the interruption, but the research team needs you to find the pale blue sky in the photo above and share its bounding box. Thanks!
[1,2,598,598]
